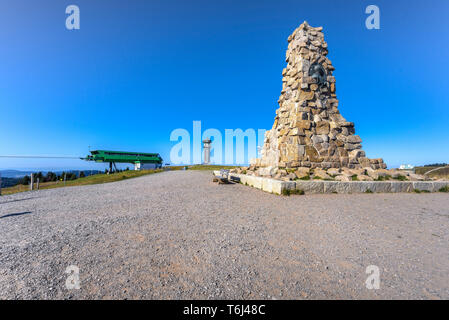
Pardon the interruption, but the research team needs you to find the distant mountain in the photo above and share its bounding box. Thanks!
[1,177,21,188]
[0,169,103,179]
[0,170,36,178]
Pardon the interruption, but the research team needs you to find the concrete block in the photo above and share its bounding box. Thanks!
[369,182,392,193]
[337,181,357,193]
[274,180,287,195]
[323,181,339,193]
[433,182,449,192]
[295,181,325,194]
[280,181,296,195]
[262,178,274,193]
[390,182,412,193]
[252,176,263,189]
[413,182,434,192]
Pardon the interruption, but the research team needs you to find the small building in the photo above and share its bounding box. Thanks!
[134,162,159,171]
[399,164,415,170]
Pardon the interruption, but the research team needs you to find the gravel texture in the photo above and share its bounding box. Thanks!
[0,170,448,299]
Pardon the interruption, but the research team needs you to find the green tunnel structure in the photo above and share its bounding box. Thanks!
[82,150,163,172]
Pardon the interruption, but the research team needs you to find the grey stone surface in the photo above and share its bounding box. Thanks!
[368,182,392,193]
[434,181,449,191]
[413,182,435,192]
[390,182,413,193]
[295,181,325,194]
[218,172,449,195]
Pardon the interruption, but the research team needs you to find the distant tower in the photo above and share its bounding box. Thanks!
[202,138,212,165]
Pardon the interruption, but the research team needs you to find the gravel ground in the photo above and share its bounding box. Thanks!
[0,170,448,300]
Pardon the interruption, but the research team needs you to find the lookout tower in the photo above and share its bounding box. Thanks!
[202,139,212,165]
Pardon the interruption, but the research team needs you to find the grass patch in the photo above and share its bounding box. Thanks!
[438,185,449,192]
[1,169,164,196]
[351,175,358,181]
[413,189,421,193]
[299,175,311,181]
[394,175,407,181]
[375,175,391,181]
[365,189,373,193]
[282,189,305,196]
[313,176,322,180]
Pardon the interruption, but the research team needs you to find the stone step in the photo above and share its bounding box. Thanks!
[213,171,449,195]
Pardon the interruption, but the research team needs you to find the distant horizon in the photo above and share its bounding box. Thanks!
[1,160,448,172]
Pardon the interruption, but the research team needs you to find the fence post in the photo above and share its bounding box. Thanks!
[30,173,34,191]
[0,172,2,196]
[64,173,66,186]
[37,178,40,190]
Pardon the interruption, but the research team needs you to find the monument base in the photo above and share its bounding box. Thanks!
[214,171,449,195]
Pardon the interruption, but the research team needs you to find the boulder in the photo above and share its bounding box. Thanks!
[335,175,350,182]
[313,168,332,180]
[295,167,310,179]
[357,174,373,181]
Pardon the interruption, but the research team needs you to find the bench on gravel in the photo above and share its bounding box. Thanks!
[213,169,231,184]
[212,169,241,184]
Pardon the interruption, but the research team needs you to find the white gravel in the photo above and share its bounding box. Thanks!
[0,170,448,299]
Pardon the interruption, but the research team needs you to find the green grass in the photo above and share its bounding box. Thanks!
[299,175,311,181]
[282,188,305,196]
[365,189,373,193]
[394,175,408,181]
[414,189,432,193]
[1,169,164,196]
[375,175,391,181]
[351,175,358,181]
[438,185,449,192]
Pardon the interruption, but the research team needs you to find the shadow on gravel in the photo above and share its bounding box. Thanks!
[0,211,32,219]
[0,197,39,205]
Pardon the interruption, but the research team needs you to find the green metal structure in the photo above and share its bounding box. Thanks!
[82,150,163,172]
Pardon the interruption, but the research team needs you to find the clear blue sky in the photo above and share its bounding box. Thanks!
[0,0,448,170]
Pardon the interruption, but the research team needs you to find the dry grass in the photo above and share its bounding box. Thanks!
[415,166,449,180]
[0,169,164,196]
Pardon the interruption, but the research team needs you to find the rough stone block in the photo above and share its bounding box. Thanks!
[412,182,434,192]
[369,182,392,193]
[390,182,413,193]
[433,182,449,191]
[295,181,324,194]
[262,178,274,193]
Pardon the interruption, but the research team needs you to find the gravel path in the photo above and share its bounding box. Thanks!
[0,170,448,299]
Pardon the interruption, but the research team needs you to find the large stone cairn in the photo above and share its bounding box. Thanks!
[251,21,387,175]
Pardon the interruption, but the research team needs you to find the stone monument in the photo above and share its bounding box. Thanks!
[251,21,387,176]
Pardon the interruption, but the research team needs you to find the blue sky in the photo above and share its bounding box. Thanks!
[0,0,448,170]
